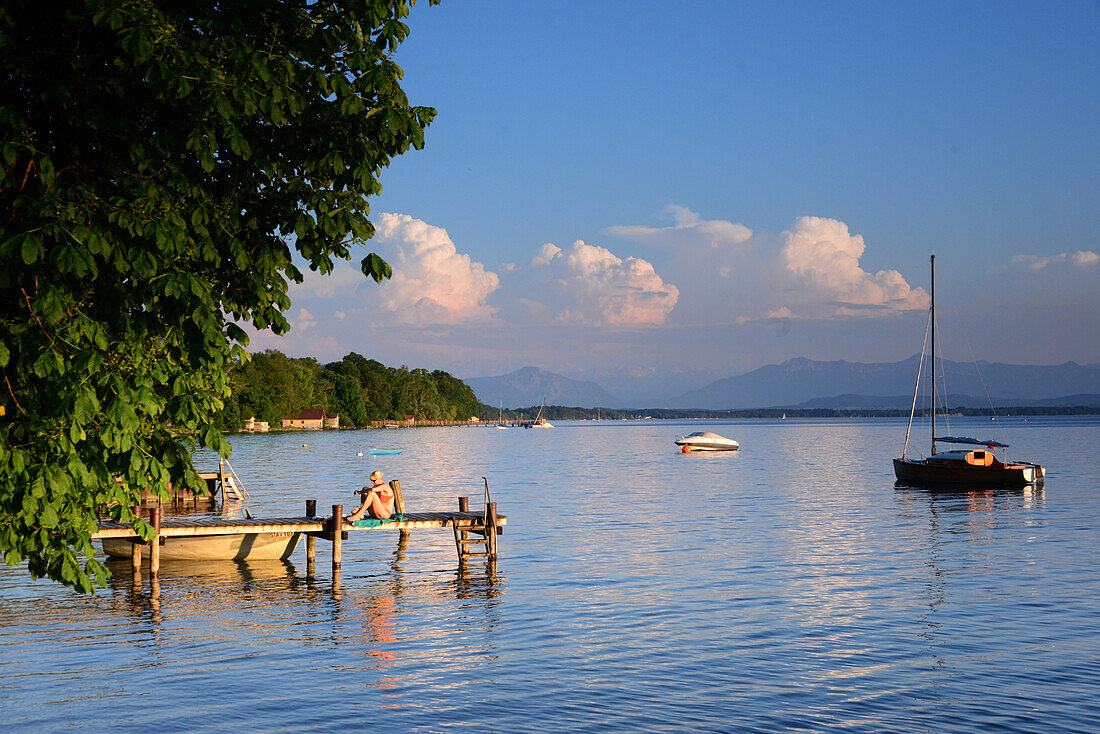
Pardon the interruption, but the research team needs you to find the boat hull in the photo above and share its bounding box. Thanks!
[893,458,1041,487]
[675,440,739,451]
[101,531,302,561]
[369,447,403,455]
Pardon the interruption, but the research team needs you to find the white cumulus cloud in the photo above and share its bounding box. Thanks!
[781,216,928,317]
[531,243,562,266]
[532,240,679,326]
[1012,250,1100,270]
[370,213,500,324]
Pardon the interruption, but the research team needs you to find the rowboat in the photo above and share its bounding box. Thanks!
[369,447,403,455]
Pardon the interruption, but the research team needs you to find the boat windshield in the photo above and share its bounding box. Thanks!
[934,435,1009,448]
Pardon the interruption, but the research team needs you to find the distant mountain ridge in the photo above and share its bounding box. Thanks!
[465,367,618,409]
[671,356,1100,409]
[467,358,1100,410]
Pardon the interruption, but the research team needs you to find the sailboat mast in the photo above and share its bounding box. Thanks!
[930,253,936,457]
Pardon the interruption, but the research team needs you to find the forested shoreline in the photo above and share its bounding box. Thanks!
[216,350,483,430]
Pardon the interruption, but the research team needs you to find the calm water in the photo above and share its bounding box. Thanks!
[2,417,1099,733]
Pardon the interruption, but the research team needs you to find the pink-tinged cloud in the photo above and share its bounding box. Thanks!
[535,240,679,326]
[781,216,928,317]
[371,213,500,324]
[1012,250,1100,270]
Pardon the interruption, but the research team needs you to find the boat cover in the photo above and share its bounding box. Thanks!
[934,436,1009,448]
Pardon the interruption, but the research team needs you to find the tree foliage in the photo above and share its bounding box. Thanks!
[219,350,482,428]
[0,0,437,591]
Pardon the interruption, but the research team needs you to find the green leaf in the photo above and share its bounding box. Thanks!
[21,235,43,265]
[361,252,392,283]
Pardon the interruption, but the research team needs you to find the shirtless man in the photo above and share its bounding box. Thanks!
[346,470,394,523]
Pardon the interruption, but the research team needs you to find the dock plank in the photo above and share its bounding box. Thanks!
[92,511,506,540]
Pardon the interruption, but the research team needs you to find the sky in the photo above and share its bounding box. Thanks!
[248,0,1100,383]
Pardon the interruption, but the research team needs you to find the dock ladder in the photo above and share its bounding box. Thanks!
[453,477,500,561]
[219,460,250,503]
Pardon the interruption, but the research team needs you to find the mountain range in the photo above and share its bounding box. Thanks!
[466,357,1100,410]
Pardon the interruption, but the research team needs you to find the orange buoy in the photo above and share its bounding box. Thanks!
[681,445,692,453]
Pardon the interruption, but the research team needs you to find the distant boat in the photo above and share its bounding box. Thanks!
[894,255,1044,487]
[369,447,403,455]
[497,400,509,430]
[781,413,786,420]
[524,394,554,428]
[675,431,739,452]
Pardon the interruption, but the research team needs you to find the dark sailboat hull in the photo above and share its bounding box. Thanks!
[893,458,1041,487]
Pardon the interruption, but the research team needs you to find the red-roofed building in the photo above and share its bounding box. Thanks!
[282,409,339,429]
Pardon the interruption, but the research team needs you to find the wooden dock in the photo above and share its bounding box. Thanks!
[92,479,506,580]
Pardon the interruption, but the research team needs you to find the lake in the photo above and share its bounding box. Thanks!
[2,416,1099,733]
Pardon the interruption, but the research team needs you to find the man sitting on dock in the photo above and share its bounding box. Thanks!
[346,470,395,524]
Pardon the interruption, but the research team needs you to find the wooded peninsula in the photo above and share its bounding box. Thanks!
[217,350,483,430]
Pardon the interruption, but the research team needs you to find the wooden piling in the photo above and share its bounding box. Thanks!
[391,480,409,546]
[149,507,161,577]
[130,505,142,579]
[331,504,342,571]
[305,500,316,572]
[218,461,228,504]
[390,480,405,514]
[488,501,499,557]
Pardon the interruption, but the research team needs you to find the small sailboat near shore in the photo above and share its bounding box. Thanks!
[524,395,553,428]
[497,400,509,429]
[894,255,1044,487]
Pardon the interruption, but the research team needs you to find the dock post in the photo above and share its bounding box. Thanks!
[305,500,316,575]
[218,461,228,504]
[331,504,343,571]
[488,501,499,558]
[455,496,470,560]
[130,505,142,579]
[149,507,161,578]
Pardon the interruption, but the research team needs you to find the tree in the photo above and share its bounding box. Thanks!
[0,0,438,591]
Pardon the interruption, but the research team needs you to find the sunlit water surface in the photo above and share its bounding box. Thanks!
[3,417,1099,732]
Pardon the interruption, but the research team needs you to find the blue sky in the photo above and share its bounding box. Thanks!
[250,0,1100,382]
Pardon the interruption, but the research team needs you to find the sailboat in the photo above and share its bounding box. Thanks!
[523,394,554,428]
[496,400,509,429]
[893,255,1044,487]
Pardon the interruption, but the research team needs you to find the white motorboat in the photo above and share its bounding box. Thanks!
[675,431,739,452]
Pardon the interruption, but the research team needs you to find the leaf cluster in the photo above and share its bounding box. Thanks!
[0,1,437,591]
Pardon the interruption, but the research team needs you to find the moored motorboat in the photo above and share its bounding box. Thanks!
[675,431,739,452]
[895,255,1044,487]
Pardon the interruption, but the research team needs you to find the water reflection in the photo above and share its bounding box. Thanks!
[894,480,1048,675]
[894,481,1045,513]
